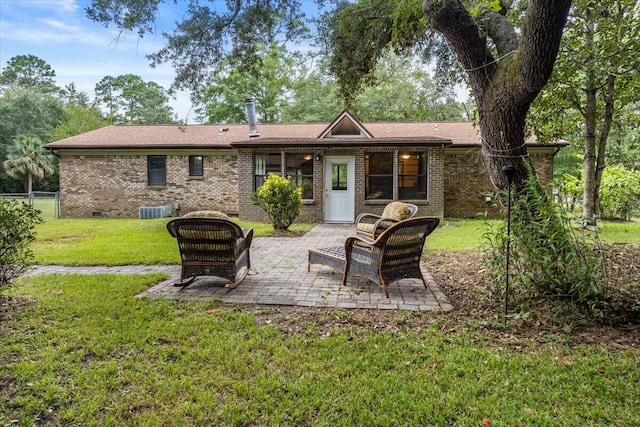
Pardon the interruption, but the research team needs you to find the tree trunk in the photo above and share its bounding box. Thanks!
[593,73,616,216]
[27,171,33,194]
[582,86,598,222]
[582,10,598,223]
[423,0,571,192]
[478,95,533,190]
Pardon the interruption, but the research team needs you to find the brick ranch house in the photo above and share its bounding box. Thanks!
[45,110,565,222]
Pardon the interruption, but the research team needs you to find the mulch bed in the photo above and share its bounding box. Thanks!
[426,245,640,349]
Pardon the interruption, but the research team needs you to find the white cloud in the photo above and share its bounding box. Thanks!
[14,0,80,14]
[39,18,79,31]
[0,21,106,47]
[58,0,80,13]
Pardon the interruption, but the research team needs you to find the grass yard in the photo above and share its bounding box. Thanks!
[31,218,315,265]
[2,215,638,424]
[1,195,59,221]
[2,274,638,425]
[599,217,640,243]
[30,216,640,265]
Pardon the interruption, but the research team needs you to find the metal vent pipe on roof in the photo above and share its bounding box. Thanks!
[245,97,259,137]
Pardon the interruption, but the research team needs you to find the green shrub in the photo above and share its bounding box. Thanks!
[554,172,582,212]
[251,174,303,230]
[483,172,609,322]
[599,165,640,221]
[0,198,42,292]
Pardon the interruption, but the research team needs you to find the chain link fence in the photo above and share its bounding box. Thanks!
[0,191,59,219]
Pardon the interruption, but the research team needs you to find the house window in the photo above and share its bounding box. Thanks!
[254,153,282,189]
[365,152,393,199]
[189,155,204,176]
[286,153,314,199]
[148,155,166,186]
[332,163,348,190]
[398,153,427,200]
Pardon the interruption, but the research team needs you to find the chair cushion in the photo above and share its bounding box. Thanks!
[381,202,410,221]
[356,223,376,235]
[183,210,230,219]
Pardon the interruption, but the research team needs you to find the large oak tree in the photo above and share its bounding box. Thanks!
[423,0,571,189]
[322,0,571,190]
[86,0,572,191]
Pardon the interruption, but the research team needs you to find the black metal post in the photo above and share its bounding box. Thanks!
[502,165,516,324]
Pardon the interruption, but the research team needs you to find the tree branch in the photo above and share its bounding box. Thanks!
[518,0,572,101]
[476,11,518,57]
[423,0,495,92]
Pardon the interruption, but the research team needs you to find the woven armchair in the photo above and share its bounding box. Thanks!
[309,217,440,297]
[167,218,254,288]
[355,202,418,239]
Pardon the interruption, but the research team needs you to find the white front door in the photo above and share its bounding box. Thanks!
[324,156,355,223]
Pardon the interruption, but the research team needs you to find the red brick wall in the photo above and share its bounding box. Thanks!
[237,146,446,223]
[444,147,557,218]
[57,146,557,220]
[58,152,238,218]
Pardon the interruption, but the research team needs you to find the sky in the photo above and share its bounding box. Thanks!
[0,1,467,125]
[0,0,212,123]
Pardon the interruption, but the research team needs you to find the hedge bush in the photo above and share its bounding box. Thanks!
[251,174,302,230]
[0,198,42,293]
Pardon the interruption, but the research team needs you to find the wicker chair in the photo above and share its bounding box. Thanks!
[309,216,440,297]
[167,218,254,288]
[355,202,418,239]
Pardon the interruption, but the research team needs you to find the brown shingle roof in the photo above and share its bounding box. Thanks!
[45,121,556,150]
[231,136,450,148]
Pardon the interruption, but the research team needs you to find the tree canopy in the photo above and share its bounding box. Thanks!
[0,54,59,93]
[0,87,64,150]
[317,0,432,106]
[354,50,467,122]
[529,0,640,222]
[95,74,176,124]
[86,0,310,94]
[196,43,298,123]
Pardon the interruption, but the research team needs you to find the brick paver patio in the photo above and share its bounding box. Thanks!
[30,224,452,312]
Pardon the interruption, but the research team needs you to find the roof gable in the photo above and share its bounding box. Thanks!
[318,111,373,138]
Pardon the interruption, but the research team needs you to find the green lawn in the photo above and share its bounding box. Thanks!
[32,218,315,265]
[424,219,496,252]
[2,216,639,424]
[598,217,640,243]
[2,195,59,221]
[2,273,638,425]
[31,216,640,265]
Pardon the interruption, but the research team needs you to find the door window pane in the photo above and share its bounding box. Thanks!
[332,163,348,190]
